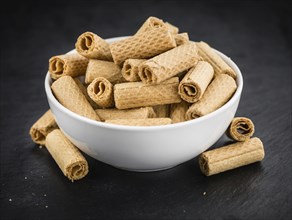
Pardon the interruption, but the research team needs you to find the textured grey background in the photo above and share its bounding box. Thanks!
[1,0,291,219]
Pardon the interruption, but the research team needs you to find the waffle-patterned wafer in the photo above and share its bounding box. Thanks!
[170,101,190,123]
[178,61,214,103]
[152,105,170,118]
[75,32,112,60]
[199,137,265,176]
[165,22,179,34]
[96,107,156,121]
[85,59,123,84]
[174,33,189,46]
[51,76,100,120]
[121,59,146,82]
[49,53,88,80]
[110,27,176,66]
[186,74,237,120]
[46,129,89,182]
[105,118,172,126]
[114,77,181,109]
[139,42,199,84]
[227,117,255,141]
[196,41,236,79]
[29,110,58,145]
[73,78,98,109]
[87,77,114,108]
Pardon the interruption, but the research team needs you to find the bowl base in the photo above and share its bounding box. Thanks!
[114,165,176,172]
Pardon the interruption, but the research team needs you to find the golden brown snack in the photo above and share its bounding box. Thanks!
[46,129,89,182]
[186,74,237,120]
[121,59,146,82]
[51,76,100,120]
[75,31,112,60]
[49,53,88,80]
[114,77,181,109]
[139,42,199,84]
[199,137,265,176]
[105,118,172,126]
[227,117,255,141]
[178,61,214,103]
[170,101,190,123]
[174,33,189,46]
[29,110,58,145]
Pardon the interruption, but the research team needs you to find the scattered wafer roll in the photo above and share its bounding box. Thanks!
[153,105,170,118]
[199,137,265,176]
[46,129,89,182]
[170,101,190,123]
[85,59,123,84]
[227,117,255,141]
[174,33,189,46]
[95,107,156,121]
[29,110,58,145]
[186,74,237,120]
[139,42,199,84]
[196,41,236,79]
[75,31,112,61]
[110,27,176,66]
[178,61,214,103]
[105,118,172,126]
[49,53,88,80]
[87,77,114,108]
[73,78,99,109]
[51,76,100,121]
[114,77,181,109]
[121,59,146,82]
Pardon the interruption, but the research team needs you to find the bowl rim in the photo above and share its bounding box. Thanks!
[45,36,243,131]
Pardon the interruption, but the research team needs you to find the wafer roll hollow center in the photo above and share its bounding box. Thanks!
[80,36,93,50]
[227,117,255,141]
[50,58,64,75]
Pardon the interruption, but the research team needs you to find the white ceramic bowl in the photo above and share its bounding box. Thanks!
[45,36,243,172]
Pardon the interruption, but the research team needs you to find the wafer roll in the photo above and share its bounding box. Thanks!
[114,77,181,109]
[110,27,176,66]
[121,59,146,82]
[196,41,236,79]
[49,53,88,80]
[73,78,99,109]
[87,77,114,108]
[51,76,100,120]
[170,101,190,123]
[135,17,179,35]
[29,110,58,145]
[186,74,237,120]
[96,107,156,121]
[227,117,255,141]
[139,42,199,84]
[75,32,112,60]
[105,118,172,126]
[174,33,189,46]
[153,105,170,118]
[46,129,89,182]
[85,59,123,84]
[178,61,214,103]
[199,137,265,176]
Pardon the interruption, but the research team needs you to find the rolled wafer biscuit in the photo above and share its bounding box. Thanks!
[135,17,179,35]
[73,78,99,109]
[85,59,123,84]
[153,105,170,118]
[186,74,237,120]
[95,107,156,121]
[49,53,88,80]
[105,118,172,126]
[196,41,236,79]
[51,76,100,121]
[75,31,112,60]
[139,42,199,84]
[199,137,265,176]
[87,77,114,108]
[29,110,58,145]
[227,117,255,141]
[46,129,89,182]
[178,61,214,103]
[121,59,146,82]
[110,27,176,66]
[170,101,190,123]
[174,33,189,46]
[114,77,181,109]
